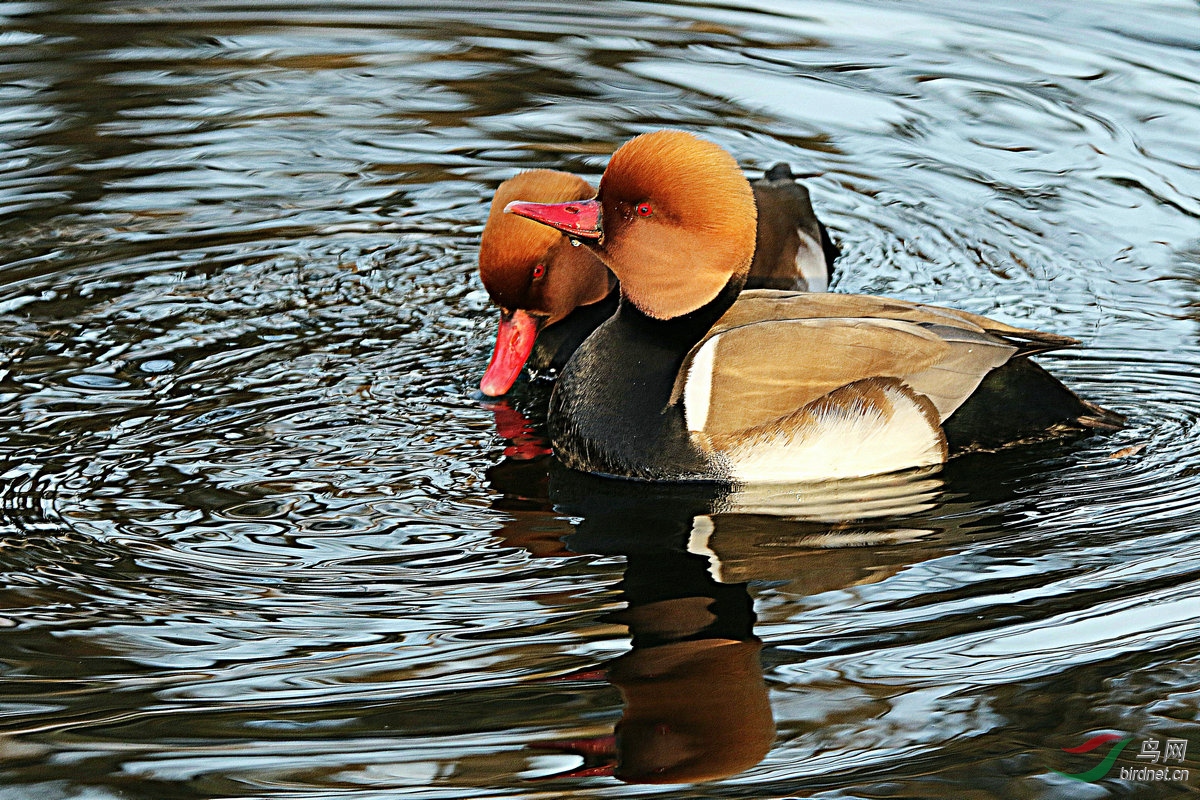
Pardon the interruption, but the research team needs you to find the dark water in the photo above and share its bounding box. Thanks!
[1,1,1199,797]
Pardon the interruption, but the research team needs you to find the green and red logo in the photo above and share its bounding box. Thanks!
[1054,733,1134,782]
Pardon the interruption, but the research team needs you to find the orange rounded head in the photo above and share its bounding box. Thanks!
[506,131,758,320]
[478,170,613,395]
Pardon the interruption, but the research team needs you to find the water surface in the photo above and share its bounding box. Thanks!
[1,1,1199,798]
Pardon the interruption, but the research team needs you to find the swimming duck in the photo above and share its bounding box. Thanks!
[505,130,1123,483]
[478,165,838,396]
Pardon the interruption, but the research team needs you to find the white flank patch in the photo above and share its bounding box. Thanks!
[682,335,719,431]
[685,515,725,583]
[726,384,945,483]
[795,229,827,292]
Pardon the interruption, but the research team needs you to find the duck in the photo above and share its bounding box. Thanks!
[504,130,1124,483]
[478,165,839,396]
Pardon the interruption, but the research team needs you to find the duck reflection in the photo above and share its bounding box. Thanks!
[483,399,958,784]
[533,544,772,784]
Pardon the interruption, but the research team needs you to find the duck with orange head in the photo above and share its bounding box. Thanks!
[478,163,838,397]
[506,130,1123,483]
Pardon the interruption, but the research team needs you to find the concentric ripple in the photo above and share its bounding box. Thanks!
[1,0,1199,798]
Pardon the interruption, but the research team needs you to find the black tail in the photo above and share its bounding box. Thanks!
[818,220,841,266]
[944,358,1124,453]
[764,162,794,182]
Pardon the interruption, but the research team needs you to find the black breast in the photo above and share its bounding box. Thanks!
[547,282,742,482]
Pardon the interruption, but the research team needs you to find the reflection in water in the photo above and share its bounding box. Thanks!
[483,396,1160,787]
[2,1,1200,797]
[486,400,963,784]
[553,472,777,785]
[532,550,771,784]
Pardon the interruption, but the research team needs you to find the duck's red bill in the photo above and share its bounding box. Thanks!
[480,309,541,396]
[505,198,602,239]
[531,763,616,780]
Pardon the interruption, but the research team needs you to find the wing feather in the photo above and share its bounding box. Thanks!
[680,314,1023,435]
[672,291,1077,417]
[710,290,1078,348]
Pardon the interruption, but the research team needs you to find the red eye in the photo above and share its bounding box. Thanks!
[636,202,653,217]
[531,263,546,279]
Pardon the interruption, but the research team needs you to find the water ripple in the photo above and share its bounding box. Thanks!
[1,1,1199,797]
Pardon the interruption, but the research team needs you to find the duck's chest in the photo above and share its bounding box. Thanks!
[547,314,719,482]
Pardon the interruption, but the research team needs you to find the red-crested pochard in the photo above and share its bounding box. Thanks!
[478,165,838,396]
[505,130,1123,483]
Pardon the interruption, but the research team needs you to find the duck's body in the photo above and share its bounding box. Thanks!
[506,130,1122,484]
[747,163,839,291]
[550,287,1118,482]
[478,165,838,395]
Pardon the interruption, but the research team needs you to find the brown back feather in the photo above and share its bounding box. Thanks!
[674,291,1056,434]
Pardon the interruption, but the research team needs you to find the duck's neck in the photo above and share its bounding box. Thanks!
[528,287,620,373]
[548,275,743,481]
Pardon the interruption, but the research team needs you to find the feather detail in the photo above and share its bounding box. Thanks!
[699,378,948,483]
[680,316,999,435]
